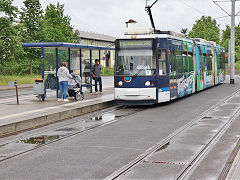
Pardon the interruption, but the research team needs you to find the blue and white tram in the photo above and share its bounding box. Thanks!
[114,29,225,105]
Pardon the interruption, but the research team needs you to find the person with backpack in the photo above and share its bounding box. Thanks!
[91,59,102,94]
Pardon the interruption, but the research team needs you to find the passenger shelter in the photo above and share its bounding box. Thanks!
[22,42,115,96]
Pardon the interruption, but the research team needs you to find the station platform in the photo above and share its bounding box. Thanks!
[0,76,114,137]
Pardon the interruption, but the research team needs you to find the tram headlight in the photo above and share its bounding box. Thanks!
[145,81,154,86]
[118,81,123,86]
[145,81,150,86]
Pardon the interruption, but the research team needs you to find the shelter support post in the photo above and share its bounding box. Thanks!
[68,48,71,71]
[41,46,44,79]
[56,48,59,98]
[90,49,92,93]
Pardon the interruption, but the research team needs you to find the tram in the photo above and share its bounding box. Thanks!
[114,28,225,105]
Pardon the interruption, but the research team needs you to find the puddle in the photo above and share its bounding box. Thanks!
[155,142,170,152]
[91,113,115,122]
[20,135,60,145]
[56,127,75,131]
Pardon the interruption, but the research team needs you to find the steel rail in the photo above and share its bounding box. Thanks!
[105,88,240,180]
[175,104,240,179]
[0,105,145,163]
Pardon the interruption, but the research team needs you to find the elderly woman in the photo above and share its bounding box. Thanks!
[57,62,72,102]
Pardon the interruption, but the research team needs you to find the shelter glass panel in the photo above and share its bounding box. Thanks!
[100,50,106,67]
[44,48,57,90]
[58,49,68,67]
[44,48,56,72]
[92,50,100,66]
[82,49,91,84]
[70,49,80,75]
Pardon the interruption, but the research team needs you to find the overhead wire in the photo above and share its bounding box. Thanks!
[178,0,206,15]
[213,0,240,24]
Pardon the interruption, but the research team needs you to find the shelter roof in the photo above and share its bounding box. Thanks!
[22,42,115,50]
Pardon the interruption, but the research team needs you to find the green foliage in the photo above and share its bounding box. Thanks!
[2,58,41,75]
[0,1,80,76]
[20,0,44,42]
[101,67,114,76]
[43,3,80,43]
[0,75,41,86]
[221,24,240,62]
[0,0,25,74]
[20,0,44,75]
[0,0,18,20]
[188,16,220,44]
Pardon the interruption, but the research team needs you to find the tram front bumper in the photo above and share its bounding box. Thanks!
[114,88,156,101]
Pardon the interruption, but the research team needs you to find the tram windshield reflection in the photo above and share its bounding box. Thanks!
[116,48,156,76]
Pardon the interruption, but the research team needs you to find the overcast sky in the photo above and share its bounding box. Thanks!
[12,0,240,37]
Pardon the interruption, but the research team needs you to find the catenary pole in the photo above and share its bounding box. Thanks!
[228,40,231,66]
[230,0,235,84]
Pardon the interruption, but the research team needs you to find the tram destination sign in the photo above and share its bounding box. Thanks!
[119,40,153,49]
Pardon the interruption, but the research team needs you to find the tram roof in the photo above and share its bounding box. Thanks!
[22,42,115,50]
[118,34,194,43]
[118,34,223,48]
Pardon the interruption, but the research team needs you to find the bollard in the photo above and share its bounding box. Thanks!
[14,80,19,105]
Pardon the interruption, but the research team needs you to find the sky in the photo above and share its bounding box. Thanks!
[12,0,240,37]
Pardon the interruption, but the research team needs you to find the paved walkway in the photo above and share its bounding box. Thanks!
[0,76,114,137]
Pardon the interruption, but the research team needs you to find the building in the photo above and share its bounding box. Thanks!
[79,31,116,68]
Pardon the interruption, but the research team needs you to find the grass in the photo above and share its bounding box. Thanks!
[0,75,41,86]
[221,63,240,75]
[101,67,114,76]
[0,68,114,86]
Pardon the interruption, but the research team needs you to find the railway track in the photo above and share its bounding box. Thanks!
[0,105,146,163]
[105,88,240,180]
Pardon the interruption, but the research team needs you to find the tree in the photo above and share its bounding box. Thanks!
[188,16,220,44]
[0,0,24,75]
[221,24,240,62]
[180,28,188,35]
[43,3,80,43]
[20,0,44,75]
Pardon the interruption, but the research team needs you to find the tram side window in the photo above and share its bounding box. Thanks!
[158,49,167,75]
[220,52,225,69]
[203,54,207,71]
[169,49,176,73]
[207,56,212,74]
[188,53,193,72]
[176,51,183,74]
[182,52,188,73]
[217,53,221,69]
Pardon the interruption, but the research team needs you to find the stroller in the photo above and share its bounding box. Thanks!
[68,72,84,101]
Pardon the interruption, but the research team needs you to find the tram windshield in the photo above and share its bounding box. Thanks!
[115,40,156,76]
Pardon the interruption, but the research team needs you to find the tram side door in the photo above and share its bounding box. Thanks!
[157,48,170,102]
[169,46,177,99]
